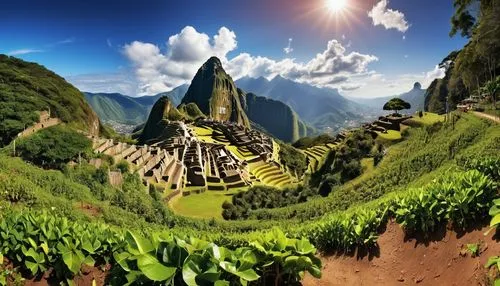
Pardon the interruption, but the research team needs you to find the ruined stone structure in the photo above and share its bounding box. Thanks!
[92,137,185,191]
[17,111,61,138]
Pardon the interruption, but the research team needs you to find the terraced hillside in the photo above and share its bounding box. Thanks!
[192,121,297,188]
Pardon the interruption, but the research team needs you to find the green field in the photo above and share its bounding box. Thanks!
[170,190,241,219]
[376,129,402,140]
[409,112,444,125]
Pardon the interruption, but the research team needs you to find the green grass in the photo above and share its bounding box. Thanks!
[410,112,444,125]
[170,190,241,219]
[376,130,402,140]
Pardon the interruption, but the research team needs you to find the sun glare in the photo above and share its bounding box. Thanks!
[326,0,347,13]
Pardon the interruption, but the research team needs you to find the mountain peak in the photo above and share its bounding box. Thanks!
[413,82,422,90]
[181,57,250,127]
[201,56,223,71]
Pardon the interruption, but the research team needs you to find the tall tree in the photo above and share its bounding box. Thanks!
[383,98,411,114]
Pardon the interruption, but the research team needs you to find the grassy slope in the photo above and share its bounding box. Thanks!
[0,112,497,238]
[170,190,240,220]
[0,55,100,145]
[245,113,499,221]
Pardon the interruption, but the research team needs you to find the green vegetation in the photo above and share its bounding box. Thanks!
[0,210,320,285]
[243,91,310,142]
[383,98,411,114]
[84,92,148,125]
[170,190,240,219]
[16,125,92,169]
[310,130,375,194]
[277,142,307,178]
[222,185,315,220]
[376,130,402,141]
[178,102,207,121]
[426,0,499,113]
[181,57,249,127]
[247,113,497,221]
[0,55,99,146]
[292,134,336,149]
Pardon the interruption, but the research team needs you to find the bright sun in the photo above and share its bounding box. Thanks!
[326,0,347,13]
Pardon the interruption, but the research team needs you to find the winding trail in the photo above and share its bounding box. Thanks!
[472,111,500,123]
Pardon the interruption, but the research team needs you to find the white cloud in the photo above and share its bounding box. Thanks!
[123,26,239,95]
[368,0,409,33]
[283,38,293,54]
[344,64,448,98]
[66,72,137,96]
[425,64,446,82]
[7,49,44,56]
[123,26,378,94]
[107,39,113,48]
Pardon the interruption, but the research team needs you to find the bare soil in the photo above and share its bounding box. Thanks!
[304,221,500,286]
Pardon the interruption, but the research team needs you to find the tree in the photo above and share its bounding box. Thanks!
[16,125,92,169]
[383,98,411,114]
[482,76,499,109]
[449,0,478,38]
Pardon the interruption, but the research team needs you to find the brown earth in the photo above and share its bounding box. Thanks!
[304,221,500,286]
[22,264,110,286]
[75,202,101,218]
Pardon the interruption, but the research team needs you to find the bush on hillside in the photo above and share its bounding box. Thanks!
[278,142,307,178]
[16,125,92,169]
[292,134,336,149]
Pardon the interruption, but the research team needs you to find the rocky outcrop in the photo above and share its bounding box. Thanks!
[240,89,308,142]
[181,57,250,127]
[139,96,184,143]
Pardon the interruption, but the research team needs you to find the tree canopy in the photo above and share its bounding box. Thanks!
[383,98,411,114]
[16,125,92,169]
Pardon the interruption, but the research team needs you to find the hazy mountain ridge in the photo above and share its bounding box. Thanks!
[349,82,426,114]
[236,75,365,131]
[84,85,188,126]
[239,89,311,142]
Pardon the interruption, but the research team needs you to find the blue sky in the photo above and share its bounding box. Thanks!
[0,0,467,97]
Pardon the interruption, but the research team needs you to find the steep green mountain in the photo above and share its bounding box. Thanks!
[0,55,100,146]
[182,57,250,127]
[236,75,364,131]
[84,85,188,125]
[84,92,149,125]
[424,51,466,114]
[426,1,499,113]
[351,82,426,114]
[239,89,311,142]
[139,96,185,143]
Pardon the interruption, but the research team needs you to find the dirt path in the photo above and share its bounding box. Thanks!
[473,111,500,123]
[304,222,499,286]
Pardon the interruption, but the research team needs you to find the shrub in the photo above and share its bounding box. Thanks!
[16,125,92,169]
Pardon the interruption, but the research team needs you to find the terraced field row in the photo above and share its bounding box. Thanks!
[249,161,294,188]
[303,143,336,173]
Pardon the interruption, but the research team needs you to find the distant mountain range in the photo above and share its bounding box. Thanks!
[84,60,426,141]
[140,57,311,142]
[236,76,366,131]
[84,85,188,125]
[348,82,426,114]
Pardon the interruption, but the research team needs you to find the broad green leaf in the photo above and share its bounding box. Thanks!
[183,255,203,286]
[308,265,322,278]
[234,268,259,281]
[214,280,230,286]
[63,251,83,274]
[137,253,176,282]
[113,252,132,272]
[126,231,154,255]
[490,214,500,228]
